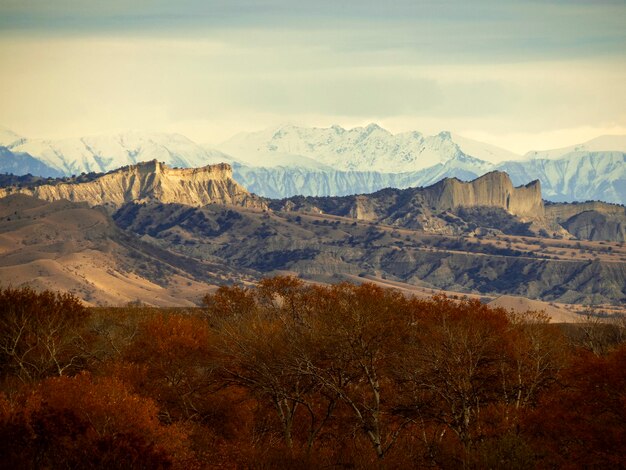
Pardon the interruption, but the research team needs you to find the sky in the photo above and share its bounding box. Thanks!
[0,0,625,153]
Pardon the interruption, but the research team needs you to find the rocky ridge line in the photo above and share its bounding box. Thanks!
[0,160,265,211]
[424,171,543,219]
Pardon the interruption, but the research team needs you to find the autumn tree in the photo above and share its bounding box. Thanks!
[572,309,626,356]
[202,285,257,324]
[206,278,337,456]
[0,372,195,469]
[295,282,415,460]
[395,297,515,461]
[122,313,220,424]
[0,287,88,383]
[256,275,314,321]
[86,306,144,364]
[1,279,611,468]
[470,310,567,469]
[504,310,567,410]
[522,345,626,468]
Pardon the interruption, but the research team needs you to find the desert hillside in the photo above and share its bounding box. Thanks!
[0,194,253,305]
[115,199,626,307]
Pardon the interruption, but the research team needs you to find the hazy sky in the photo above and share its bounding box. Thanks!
[0,0,625,153]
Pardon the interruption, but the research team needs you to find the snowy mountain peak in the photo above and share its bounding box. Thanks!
[6,130,233,176]
[218,123,502,172]
[3,125,624,204]
[364,122,384,132]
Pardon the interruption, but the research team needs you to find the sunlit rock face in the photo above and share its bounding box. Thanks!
[0,160,266,210]
[423,171,544,219]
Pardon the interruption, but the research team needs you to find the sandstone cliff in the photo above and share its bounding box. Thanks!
[545,201,626,222]
[347,195,379,221]
[545,202,626,242]
[0,160,265,210]
[560,211,625,242]
[424,171,544,219]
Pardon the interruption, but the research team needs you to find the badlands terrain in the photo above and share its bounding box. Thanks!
[0,160,624,320]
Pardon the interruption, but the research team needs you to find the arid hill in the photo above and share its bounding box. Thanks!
[271,172,560,237]
[114,200,626,306]
[274,171,542,216]
[271,172,626,241]
[488,295,579,323]
[0,194,252,305]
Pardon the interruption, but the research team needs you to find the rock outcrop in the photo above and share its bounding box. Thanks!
[347,196,379,221]
[268,171,549,237]
[559,211,625,242]
[544,202,626,242]
[0,160,265,210]
[424,171,544,219]
[545,201,625,222]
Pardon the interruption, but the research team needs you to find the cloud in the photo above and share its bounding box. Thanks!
[1,1,624,60]
[0,2,624,151]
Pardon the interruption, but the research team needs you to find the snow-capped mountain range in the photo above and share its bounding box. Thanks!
[0,127,232,176]
[219,123,518,171]
[0,124,624,204]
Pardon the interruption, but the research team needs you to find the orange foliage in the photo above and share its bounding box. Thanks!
[0,371,195,469]
[119,314,220,425]
[1,279,619,468]
[203,285,257,322]
[301,282,416,459]
[522,345,626,468]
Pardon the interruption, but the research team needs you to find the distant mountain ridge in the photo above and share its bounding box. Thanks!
[218,123,518,171]
[0,130,233,175]
[497,152,625,204]
[0,161,541,219]
[232,152,493,199]
[0,146,62,178]
[4,159,622,241]
[1,125,624,204]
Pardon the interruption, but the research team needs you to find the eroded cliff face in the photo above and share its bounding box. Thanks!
[270,171,550,236]
[545,202,626,242]
[545,201,626,222]
[0,160,265,210]
[424,171,544,219]
[347,196,379,221]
